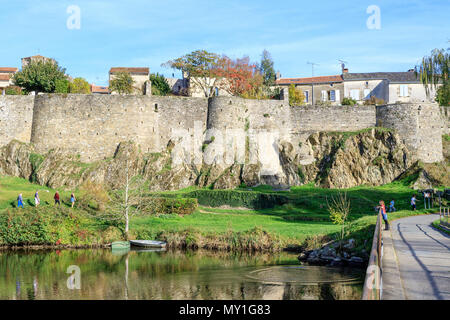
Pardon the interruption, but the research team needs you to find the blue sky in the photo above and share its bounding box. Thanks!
[1,0,449,86]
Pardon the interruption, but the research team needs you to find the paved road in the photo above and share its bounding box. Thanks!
[389,214,450,300]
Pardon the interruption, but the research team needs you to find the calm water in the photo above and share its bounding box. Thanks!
[0,249,364,300]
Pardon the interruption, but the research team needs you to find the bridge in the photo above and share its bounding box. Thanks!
[363,212,450,300]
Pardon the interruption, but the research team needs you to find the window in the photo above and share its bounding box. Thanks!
[399,85,409,97]
[321,90,327,101]
[364,89,371,100]
[350,89,360,100]
[304,91,309,103]
[329,90,336,101]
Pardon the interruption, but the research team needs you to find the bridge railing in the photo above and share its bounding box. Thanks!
[362,210,383,300]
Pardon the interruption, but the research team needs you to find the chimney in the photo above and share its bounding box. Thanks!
[343,68,349,74]
[276,71,282,80]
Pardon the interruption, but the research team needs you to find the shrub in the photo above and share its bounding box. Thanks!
[69,77,91,94]
[78,181,109,211]
[109,72,134,94]
[141,197,198,215]
[55,79,70,93]
[5,86,22,95]
[342,97,357,105]
[363,96,385,105]
[288,84,306,106]
[150,73,171,96]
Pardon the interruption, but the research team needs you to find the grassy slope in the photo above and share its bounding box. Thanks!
[0,176,441,250]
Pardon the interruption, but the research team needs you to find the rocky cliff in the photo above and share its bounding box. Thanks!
[0,128,441,190]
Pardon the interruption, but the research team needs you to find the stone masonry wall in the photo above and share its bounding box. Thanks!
[0,96,35,146]
[0,94,444,165]
[30,94,208,161]
[376,103,444,163]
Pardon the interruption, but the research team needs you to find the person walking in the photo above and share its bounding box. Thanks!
[376,200,389,230]
[17,193,24,208]
[411,195,417,211]
[54,192,61,206]
[34,190,40,207]
[70,193,76,208]
[389,199,396,212]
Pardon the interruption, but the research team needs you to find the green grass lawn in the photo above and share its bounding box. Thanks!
[0,175,442,250]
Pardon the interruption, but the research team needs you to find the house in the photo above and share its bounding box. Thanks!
[276,75,344,105]
[109,67,149,94]
[342,69,437,104]
[21,55,56,69]
[0,67,18,94]
[90,84,109,94]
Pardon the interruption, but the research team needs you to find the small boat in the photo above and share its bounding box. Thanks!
[111,241,130,249]
[130,240,167,248]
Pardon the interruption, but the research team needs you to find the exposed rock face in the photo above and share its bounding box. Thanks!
[301,128,415,188]
[0,128,432,190]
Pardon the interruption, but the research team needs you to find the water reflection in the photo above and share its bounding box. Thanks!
[0,249,363,300]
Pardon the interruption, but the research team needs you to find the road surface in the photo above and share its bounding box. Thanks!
[387,214,450,300]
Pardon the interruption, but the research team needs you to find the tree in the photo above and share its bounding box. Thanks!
[163,50,221,97]
[288,84,306,106]
[150,73,171,96]
[12,60,67,93]
[416,47,449,105]
[214,55,263,97]
[259,49,276,86]
[109,71,135,95]
[69,77,91,94]
[55,79,70,93]
[327,192,351,250]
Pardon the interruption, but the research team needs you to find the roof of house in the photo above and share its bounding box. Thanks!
[90,84,109,94]
[109,67,149,75]
[276,75,343,85]
[0,67,18,73]
[343,71,420,83]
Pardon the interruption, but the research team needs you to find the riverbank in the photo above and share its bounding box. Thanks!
[0,176,441,255]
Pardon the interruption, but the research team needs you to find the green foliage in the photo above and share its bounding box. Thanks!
[109,71,134,94]
[342,97,357,105]
[69,77,91,94]
[54,79,70,93]
[150,73,171,96]
[297,165,305,183]
[416,48,449,97]
[159,189,289,209]
[288,84,305,106]
[12,60,67,93]
[259,49,276,86]
[363,96,385,105]
[4,86,22,95]
[29,153,44,183]
[436,84,450,106]
[142,197,198,216]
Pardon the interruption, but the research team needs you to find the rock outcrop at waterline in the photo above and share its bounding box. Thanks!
[0,128,435,190]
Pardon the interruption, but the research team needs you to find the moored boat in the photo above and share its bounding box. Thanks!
[130,240,166,248]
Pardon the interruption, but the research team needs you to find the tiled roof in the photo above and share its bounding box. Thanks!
[343,72,420,82]
[0,67,18,73]
[0,74,11,81]
[109,67,149,74]
[90,84,109,93]
[276,75,343,85]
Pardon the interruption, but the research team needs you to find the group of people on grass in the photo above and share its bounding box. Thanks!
[16,190,76,208]
[376,194,424,231]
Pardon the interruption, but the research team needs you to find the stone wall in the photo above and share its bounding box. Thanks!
[30,94,208,161]
[376,103,444,163]
[0,96,34,146]
[0,94,444,165]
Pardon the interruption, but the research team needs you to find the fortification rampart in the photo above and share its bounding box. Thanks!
[0,95,444,164]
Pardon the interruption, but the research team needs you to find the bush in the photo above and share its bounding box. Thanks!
[78,181,109,211]
[5,86,22,95]
[69,77,91,94]
[150,73,171,96]
[141,197,198,216]
[158,190,289,209]
[288,84,306,106]
[342,97,357,106]
[55,79,70,93]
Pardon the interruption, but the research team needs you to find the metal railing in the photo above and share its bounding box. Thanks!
[362,210,383,300]
[439,207,450,227]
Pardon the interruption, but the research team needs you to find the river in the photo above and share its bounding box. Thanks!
[0,248,364,300]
